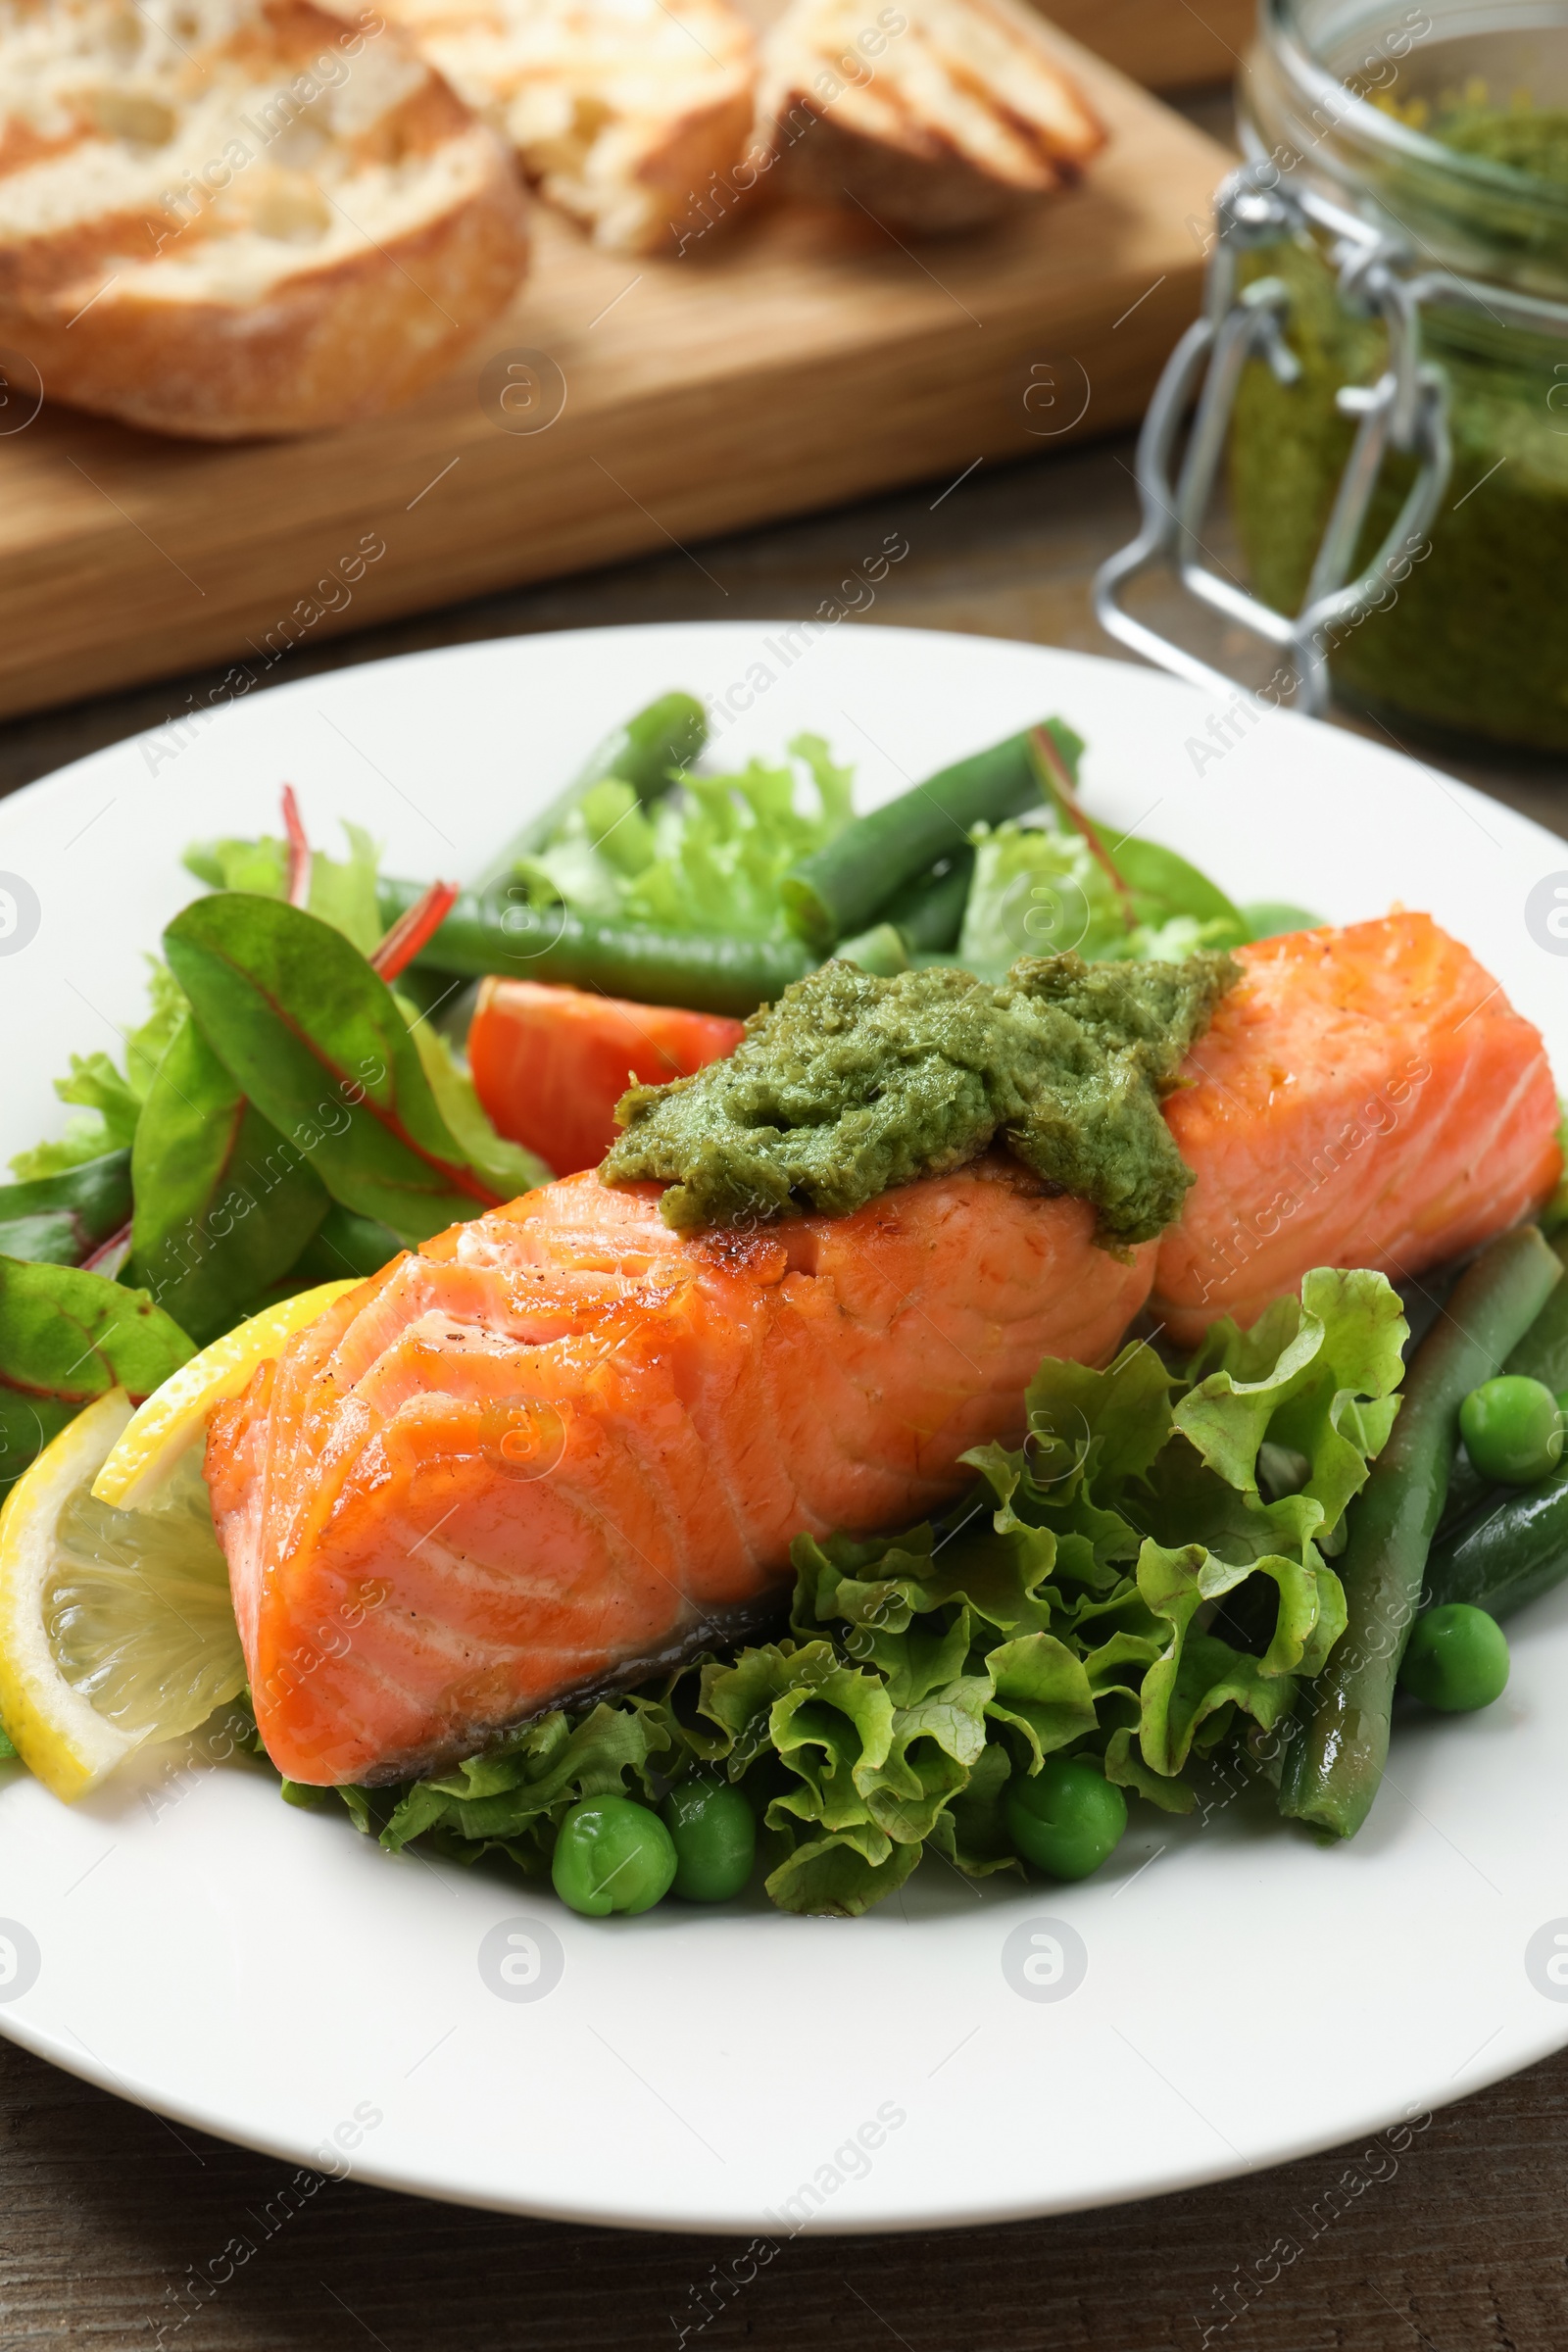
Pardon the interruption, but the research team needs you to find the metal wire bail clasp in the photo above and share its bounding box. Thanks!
[1093,160,1452,717]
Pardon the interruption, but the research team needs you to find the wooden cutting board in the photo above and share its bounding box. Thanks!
[1048,0,1253,89]
[0,33,1228,725]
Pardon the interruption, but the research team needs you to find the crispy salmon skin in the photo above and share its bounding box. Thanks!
[207,1154,1155,1785]
[1152,912,1562,1343]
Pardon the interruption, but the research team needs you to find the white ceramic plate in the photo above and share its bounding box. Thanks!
[2,622,1567,2236]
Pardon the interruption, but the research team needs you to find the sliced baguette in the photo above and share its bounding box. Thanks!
[756,0,1106,232]
[0,0,531,439]
[382,0,757,254]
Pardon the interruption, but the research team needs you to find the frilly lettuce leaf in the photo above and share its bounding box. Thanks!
[376,1699,673,1875]
[1176,1267,1407,1545]
[345,1266,1404,1917]
[184,821,383,957]
[1130,1540,1336,1777]
[517,734,856,942]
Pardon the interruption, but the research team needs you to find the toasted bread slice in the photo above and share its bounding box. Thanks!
[382,0,757,253]
[0,0,531,439]
[756,0,1106,231]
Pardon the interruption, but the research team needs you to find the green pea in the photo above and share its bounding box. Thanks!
[1399,1603,1510,1713]
[1004,1755,1127,1883]
[1459,1375,1564,1486]
[661,1777,756,1902]
[551,1795,676,1917]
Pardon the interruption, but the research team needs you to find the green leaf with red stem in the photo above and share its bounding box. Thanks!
[0,1152,132,1267]
[1029,724,1137,933]
[0,1258,193,1493]
[164,896,503,1249]
[125,1011,329,1346]
[1028,725,1249,953]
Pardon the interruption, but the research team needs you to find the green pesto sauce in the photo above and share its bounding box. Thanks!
[1434,102,1568,189]
[1231,210,1568,751]
[601,953,1239,1245]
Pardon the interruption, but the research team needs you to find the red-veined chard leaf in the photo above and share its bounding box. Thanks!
[163,896,502,1247]
[0,1152,131,1266]
[126,1012,330,1347]
[0,1258,193,1492]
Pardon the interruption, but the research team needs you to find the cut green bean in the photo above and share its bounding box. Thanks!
[1279,1223,1563,1839]
[780,728,1045,951]
[471,691,708,895]
[379,879,812,1017]
[874,852,975,954]
[1424,1458,1568,1623]
[837,857,975,971]
[833,921,908,977]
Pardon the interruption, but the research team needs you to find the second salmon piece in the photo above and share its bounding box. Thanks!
[207,1155,1154,1786]
[1152,912,1562,1344]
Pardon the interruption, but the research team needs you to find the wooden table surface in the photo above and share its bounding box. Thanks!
[3,90,1567,2352]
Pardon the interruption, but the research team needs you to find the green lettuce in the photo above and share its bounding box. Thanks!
[353,1267,1406,1914]
[957,818,1249,983]
[182,825,549,1207]
[184,821,382,957]
[377,1700,673,1875]
[515,734,855,940]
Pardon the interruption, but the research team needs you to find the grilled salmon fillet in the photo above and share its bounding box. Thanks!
[207,1153,1155,1784]
[1152,913,1562,1344]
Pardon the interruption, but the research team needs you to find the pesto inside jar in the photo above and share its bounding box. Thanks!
[601,952,1238,1244]
[1230,92,1568,752]
[1423,92,1568,187]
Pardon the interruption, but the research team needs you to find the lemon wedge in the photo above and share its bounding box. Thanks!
[93,1278,359,1512]
[0,1278,361,1800]
[0,1391,246,1800]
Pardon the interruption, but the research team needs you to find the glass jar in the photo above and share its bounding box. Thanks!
[1232,0,1568,752]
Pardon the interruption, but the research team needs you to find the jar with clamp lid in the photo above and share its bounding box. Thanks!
[1097,0,1568,754]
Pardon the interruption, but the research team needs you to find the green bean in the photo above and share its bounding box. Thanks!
[873,851,975,954]
[832,922,908,977]
[836,857,975,973]
[1424,1458,1568,1622]
[1278,1223,1563,1839]
[781,729,1044,951]
[471,691,708,895]
[378,879,812,1017]
[1444,1232,1568,1525]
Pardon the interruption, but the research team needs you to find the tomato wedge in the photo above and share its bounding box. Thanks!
[468,978,746,1177]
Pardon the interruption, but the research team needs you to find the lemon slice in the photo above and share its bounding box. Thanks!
[93,1278,359,1512]
[0,1391,247,1801]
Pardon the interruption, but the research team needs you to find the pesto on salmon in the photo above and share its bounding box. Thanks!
[601,951,1240,1244]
